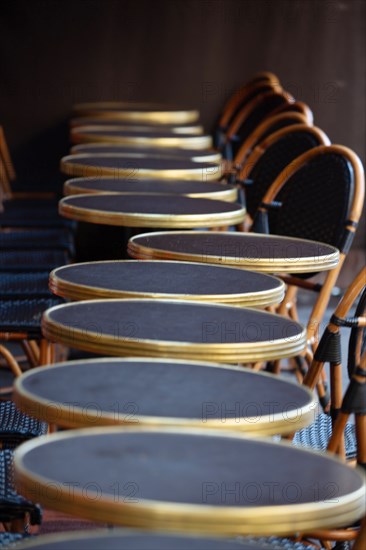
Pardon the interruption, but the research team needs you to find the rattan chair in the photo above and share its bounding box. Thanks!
[0,296,63,373]
[291,268,366,548]
[232,111,310,171]
[0,401,47,450]
[236,124,330,224]
[0,272,51,299]
[224,90,293,159]
[215,71,281,147]
[251,145,365,354]
[0,532,29,547]
[0,249,69,272]
[0,230,74,255]
[354,516,366,550]
[0,449,42,532]
[270,100,314,124]
[0,127,72,232]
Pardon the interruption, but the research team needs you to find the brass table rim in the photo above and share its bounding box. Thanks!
[42,298,307,352]
[14,357,315,434]
[60,156,221,180]
[42,299,307,362]
[70,124,204,136]
[72,102,200,124]
[58,194,246,228]
[128,231,340,271]
[70,132,213,149]
[14,426,366,535]
[49,260,285,305]
[69,144,223,163]
[63,179,237,202]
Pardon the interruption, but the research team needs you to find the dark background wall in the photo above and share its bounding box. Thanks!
[0,0,365,247]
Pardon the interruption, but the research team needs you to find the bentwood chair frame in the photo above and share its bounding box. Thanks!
[0,127,55,201]
[302,267,366,457]
[216,72,281,146]
[235,124,330,227]
[224,89,294,159]
[292,268,366,547]
[0,128,15,197]
[232,112,312,177]
[253,145,365,354]
[270,100,314,125]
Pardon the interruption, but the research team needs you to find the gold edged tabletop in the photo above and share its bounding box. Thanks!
[49,260,285,307]
[127,231,340,273]
[63,178,237,202]
[72,102,200,124]
[70,143,223,163]
[58,194,245,228]
[14,357,315,436]
[14,427,366,536]
[70,128,212,149]
[42,298,307,362]
[60,154,222,180]
[71,123,204,136]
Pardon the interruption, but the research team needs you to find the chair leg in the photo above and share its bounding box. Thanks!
[354,515,366,550]
[21,341,39,368]
[39,339,52,365]
[276,284,298,316]
[327,411,349,456]
[355,415,366,469]
[307,262,343,348]
[9,516,30,534]
[0,344,22,377]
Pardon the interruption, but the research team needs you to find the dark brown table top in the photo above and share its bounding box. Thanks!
[63,177,237,202]
[60,154,221,179]
[70,118,203,130]
[49,260,284,306]
[42,299,306,362]
[70,143,222,162]
[58,194,245,228]
[14,530,278,550]
[71,127,204,139]
[70,129,212,149]
[128,231,340,273]
[72,101,199,118]
[14,428,366,535]
[14,358,314,435]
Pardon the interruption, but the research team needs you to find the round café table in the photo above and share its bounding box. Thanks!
[70,128,212,149]
[60,154,221,180]
[63,178,237,202]
[11,529,288,550]
[14,357,315,435]
[127,231,340,274]
[70,143,222,163]
[58,194,245,229]
[70,116,204,130]
[49,260,285,307]
[42,299,306,362]
[72,102,199,124]
[14,428,366,535]
[71,123,203,137]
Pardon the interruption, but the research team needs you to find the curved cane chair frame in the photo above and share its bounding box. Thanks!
[354,516,366,550]
[257,145,365,348]
[225,90,294,143]
[236,124,331,229]
[233,112,311,170]
[218,73,281,134]
[271,101,314,125]
[0,127,54,201]
[292,268,366,546]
